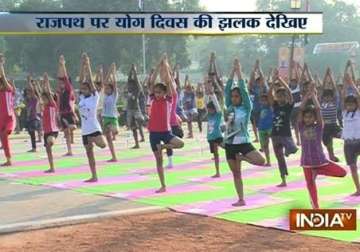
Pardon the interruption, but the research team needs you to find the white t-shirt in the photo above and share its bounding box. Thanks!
[102,92,119,118]
[79,92,102,135]
[342,109,360,140]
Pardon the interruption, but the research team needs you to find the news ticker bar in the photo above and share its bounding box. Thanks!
[0,12,323,35]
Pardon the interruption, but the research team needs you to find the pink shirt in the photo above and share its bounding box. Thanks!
[170,92,179,127]
[43,101,59,133]
[148,95,172,132]
[0,86,15,119]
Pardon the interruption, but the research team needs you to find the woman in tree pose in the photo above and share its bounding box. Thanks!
[126,64,145,149]
[147,55,184,193]
[298,82,346,208]
[41,72,59,173]
[102,63,119,162]
[208,52,224,108]
[78,53,106,182]
[224,59,265,206]
[268,69,298,187]
[196,83,207,133]
[24,76,41,152]
[288,61,302,146]
[165,63,184,169]
[57,55,76,156]
[182,75,197,138]
[205,77,224,178]
[0,54,15,166]
[342,61,360,196]
[249,59,267,143]
[320,67,342,162]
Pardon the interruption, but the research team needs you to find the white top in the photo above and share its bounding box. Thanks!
[79,91,102,135]
[102,92,119,118]
[342,109,360,140]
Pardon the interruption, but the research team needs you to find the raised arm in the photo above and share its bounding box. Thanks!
[298,89,311,123]
[148,67,158,94]
[225,61,236,108]
[110,63,118,93]
[84,56,96,93]
[311,87,323,128]
[95,65,104,89]
[235,59,251,112]
[57,55,68,79]
[278,77,294,104]
[0,54,12,91]
[161,55,175,97]
[43,72,55,105]
[79,53,87,84]
[206,83,221,113]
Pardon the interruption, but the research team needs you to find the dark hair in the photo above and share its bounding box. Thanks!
[322,89,334,98]
[105,84,114,92]
[231,87,241,96]
[302,105,317,118]
[345,95,357,105]
[276,88,286,95]
[41,92,51,101]
[260,93,268,99]
[81,82,91,95]
[154,82,167,92]
[207,101,215,110]
[345,95,358,118]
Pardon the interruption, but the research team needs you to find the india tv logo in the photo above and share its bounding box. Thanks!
[289,209,357,231]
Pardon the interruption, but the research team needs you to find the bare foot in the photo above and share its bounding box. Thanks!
[131,145,140,149]
[107,158,118,163]
[351,191,360,197]
[155,187,166,193]
[211,173,220,178]
[44,169,55,173]
[84,177,98,183]
[232,199,246,207]
[63,152,73,157]
[1,161,11,167]
[276,182,287,187]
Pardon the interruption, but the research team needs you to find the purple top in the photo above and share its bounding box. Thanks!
[27,97,38,121]
[299,122,328,167]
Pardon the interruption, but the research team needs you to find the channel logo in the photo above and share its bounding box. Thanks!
[289,209,357,231]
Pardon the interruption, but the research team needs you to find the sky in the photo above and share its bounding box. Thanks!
[199,0,359,11]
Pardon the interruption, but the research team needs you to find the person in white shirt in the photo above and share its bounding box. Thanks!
[342,63,360,196]
[78,53,106,183]
[102,63,119,162]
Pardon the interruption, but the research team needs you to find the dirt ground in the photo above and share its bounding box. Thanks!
[0,211,359,252]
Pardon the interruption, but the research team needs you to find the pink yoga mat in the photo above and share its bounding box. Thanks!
[173,194,292,216]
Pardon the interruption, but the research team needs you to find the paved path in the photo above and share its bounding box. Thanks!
[0,178,163,233]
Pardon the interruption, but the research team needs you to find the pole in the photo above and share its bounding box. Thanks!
[139,0,146,75]
[142,34,146,75]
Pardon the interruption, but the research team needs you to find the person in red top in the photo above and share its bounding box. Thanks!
[148,55,184,193]
[0,54,15,166]
[57,55,76,156]
[41,72,59,173]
